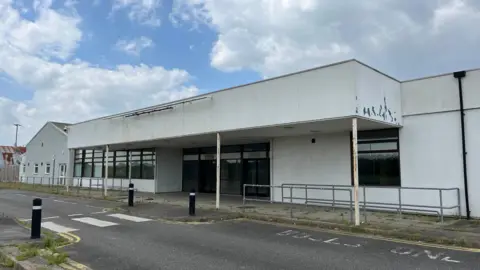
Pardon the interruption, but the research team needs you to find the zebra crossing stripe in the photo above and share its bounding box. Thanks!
[42,222,78,233]
[72,217,118,227]
[108,213,152,222]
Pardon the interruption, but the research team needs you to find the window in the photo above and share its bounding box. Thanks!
[93,150,103,178]
[130,151,142,179]
[22,164,26,173]
[352,129,400,186]
[34,163,39,174]
[72,148,155,179]
[74,150,83,177]
[45,163,51,174]
[141,150,155,179]
[114,151,128,178]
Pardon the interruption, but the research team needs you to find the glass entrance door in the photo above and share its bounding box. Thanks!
[243,159,270,197]
[199,160,216,193]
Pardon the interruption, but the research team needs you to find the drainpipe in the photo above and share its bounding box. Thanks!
[453,71,470,220]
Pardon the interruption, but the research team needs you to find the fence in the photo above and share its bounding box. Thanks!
[242,183,461,223]
[3,176,148,198]
[0,165,20,182]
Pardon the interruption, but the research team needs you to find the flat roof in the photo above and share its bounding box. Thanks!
[71,58,477,126]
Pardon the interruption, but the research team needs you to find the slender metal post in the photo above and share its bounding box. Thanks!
[215,133,221,210]
[104,145,109,197]
[349,191,353,223]
[363,186,367,222]
[243,184,246,205]
[128,183,134,207]
[398,187,402,219]
[304,185,308,208]
[31,198,42,239]
[128,151,132,184]
[290,186,293,219]
[13,124,21,147]
[457,188,461,218]
[332,185,335,211]
[440,189,444,223]
[189,189,196,216]
[352,118,360,226]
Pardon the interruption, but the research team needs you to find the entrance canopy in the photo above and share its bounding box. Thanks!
[79,116,398,151]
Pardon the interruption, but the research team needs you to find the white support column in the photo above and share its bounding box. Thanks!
[104,145,109,197]
[352,118,360,226]
[216,133,221,210]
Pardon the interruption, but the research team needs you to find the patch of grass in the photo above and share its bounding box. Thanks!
[44,251,68,265]
[0,255,15,268]
[16,243,40,261]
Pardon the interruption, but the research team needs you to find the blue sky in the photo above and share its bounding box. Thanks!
[1,0,480,145]
[0,0,260,103]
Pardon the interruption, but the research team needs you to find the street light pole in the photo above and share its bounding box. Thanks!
[13,124,21,147]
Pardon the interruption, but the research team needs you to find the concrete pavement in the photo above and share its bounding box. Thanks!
[1,189,479,269]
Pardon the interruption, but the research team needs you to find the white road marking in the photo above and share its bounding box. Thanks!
[53,199,77,205]
[42,222,78,233]
[43,216,60,220]
[91,211,107,215]
[68,214,84,217]
[390,247,461,263]
[72,217,118,227]
[19,216,59,222]
[108,213,152,222]
[15,194,27,197]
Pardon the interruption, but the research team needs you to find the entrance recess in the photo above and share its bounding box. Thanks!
[199,160,216,193]
[182,143,270,197]
[243,159,270,197]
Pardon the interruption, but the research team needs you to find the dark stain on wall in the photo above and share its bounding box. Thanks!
[362,96,398,124]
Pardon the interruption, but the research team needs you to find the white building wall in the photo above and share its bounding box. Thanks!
[272,133,357,205]
[399,113,463,214]
[400,69,480,217]
[272,130,462,215]
[155,148,182,193]
[354,62,402,125]
[68,61,357,149]
[465,109,480,217]
[23,123,68,183]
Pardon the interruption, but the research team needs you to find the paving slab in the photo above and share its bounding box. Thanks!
[0,217,31,246]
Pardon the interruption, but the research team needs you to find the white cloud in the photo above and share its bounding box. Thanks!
[0,0,198,145]
[115,36,155,56]
[171,0,480,79]
[1,0,82,60]
[112,0,162,27]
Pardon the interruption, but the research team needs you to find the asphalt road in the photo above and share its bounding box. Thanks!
[1,189,479,270]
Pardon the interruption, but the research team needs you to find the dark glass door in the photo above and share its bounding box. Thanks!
[200,160,216,193]
[243,159,270,197]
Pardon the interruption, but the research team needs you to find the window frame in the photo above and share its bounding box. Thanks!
[34,163,39,174]
[350,128,401,187]
[45,162,51,174]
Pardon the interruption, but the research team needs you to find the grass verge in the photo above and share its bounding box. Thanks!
[0,255,14,268]
[13,232,69,265]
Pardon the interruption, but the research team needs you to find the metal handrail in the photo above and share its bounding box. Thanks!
[243,184,354,223]
[280,183,461,222]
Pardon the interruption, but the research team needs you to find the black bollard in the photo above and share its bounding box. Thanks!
[189,189,196,216]
[31,198,42,239]
[128,183,134,207]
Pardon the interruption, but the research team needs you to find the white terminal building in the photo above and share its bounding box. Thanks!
[34,59,480,219]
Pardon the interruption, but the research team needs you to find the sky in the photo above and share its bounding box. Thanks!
[1,0,480,146]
